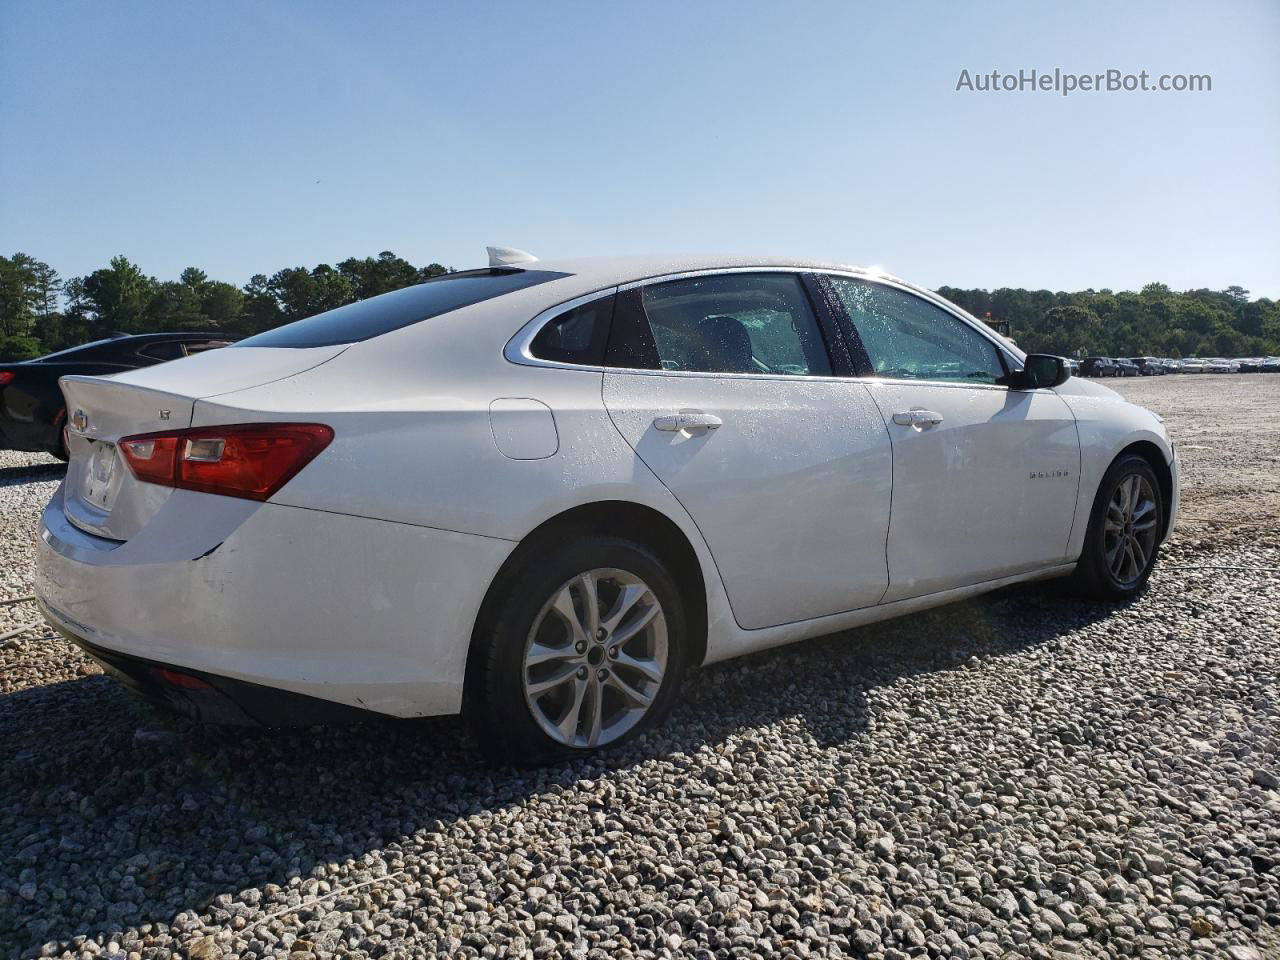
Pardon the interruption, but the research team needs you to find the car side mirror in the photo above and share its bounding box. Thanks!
[1002,354,1069,390]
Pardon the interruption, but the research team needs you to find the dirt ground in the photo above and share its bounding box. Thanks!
[1107,373,1280,552]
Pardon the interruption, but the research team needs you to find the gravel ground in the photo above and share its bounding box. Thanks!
[2,376,1278,960]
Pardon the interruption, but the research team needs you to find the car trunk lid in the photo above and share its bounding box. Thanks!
[58,345,345,541]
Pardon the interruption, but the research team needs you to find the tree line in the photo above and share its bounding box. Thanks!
[936,283,1279,359]
[0,251,449,360]
[2,251,1278,361]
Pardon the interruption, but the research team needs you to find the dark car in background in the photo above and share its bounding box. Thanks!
[0,332,236,459]
[1127,357,1164,376]
[1080,356,1117,377]
[1113,358,1140,377]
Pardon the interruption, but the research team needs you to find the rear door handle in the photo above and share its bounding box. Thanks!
[892,409,944,428]
[654,410,723,435]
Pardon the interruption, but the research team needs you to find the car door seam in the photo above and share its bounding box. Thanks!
[597,368,743,630]
[863,382,896,606]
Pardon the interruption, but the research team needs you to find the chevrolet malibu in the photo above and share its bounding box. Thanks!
[36,251,1178,763]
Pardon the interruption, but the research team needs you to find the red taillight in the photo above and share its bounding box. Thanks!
[119,423,333,501]
[120,434,179,485]
[0,371,15,386]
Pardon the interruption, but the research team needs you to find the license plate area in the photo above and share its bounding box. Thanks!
[82,440,119,511]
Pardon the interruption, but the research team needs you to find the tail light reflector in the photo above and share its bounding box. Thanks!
[119,423,333,501]
[154,668,212,690]
[0,371,15,386]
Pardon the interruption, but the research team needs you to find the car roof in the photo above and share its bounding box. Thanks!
[514,254,924,300]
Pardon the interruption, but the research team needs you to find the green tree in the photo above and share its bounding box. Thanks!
[237,273,283,334]
[80,256,154,335]
[1038,305,1100,356]
[338,251,422,300]
[200,281,244,328]
[0,254,41,337]
[146,280,206,330]
[0,333,43,361]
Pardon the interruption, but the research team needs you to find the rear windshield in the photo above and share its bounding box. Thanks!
[235,268,567,348]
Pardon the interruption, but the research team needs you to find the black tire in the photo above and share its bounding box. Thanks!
[1070,453,1164,600]
[465,535,690,766]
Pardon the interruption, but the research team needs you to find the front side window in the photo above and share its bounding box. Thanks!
[827,276,1004,384]
[606,272,832,376]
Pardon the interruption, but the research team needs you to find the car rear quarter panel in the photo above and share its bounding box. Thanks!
[37,486,511,716]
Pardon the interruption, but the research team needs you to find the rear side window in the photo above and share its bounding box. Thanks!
[236,269,568,348]
[529,295,614,365]
[138,340,186,362]
[606,273,832,376]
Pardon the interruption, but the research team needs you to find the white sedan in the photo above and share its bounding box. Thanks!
[35,251,1178,762]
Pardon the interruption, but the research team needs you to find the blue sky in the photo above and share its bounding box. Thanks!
[3,0,1278,296]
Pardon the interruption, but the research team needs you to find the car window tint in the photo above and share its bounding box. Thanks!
[184,340,233,354]
[236,269,568,348]
[529,296,614,365]
[828,277,1004,383]
[607,273,831,376]
[138,341,186,362]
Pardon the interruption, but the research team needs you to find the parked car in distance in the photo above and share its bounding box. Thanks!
[1065,359,1080,377]
[1127,357,1163,376]
[1263,357,1280,373]
[1236,357,1265,373]
[1203,357,1234,373]
[1160,358,1181,373]
[1113,358,1140,377]
[34,251,1179,763]
[1180,357,1207,373]
[1080,356,1117,377]
[1,332,238,459]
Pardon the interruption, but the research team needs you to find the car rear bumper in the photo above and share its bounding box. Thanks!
[44,612,372,726]
[34,482,515,719]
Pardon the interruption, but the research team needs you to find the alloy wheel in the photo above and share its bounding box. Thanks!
[522,568,668,748]
[1103,473,1159,585]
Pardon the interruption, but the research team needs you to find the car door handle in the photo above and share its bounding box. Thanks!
[892,409,944,428]
[653,410,723,435]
